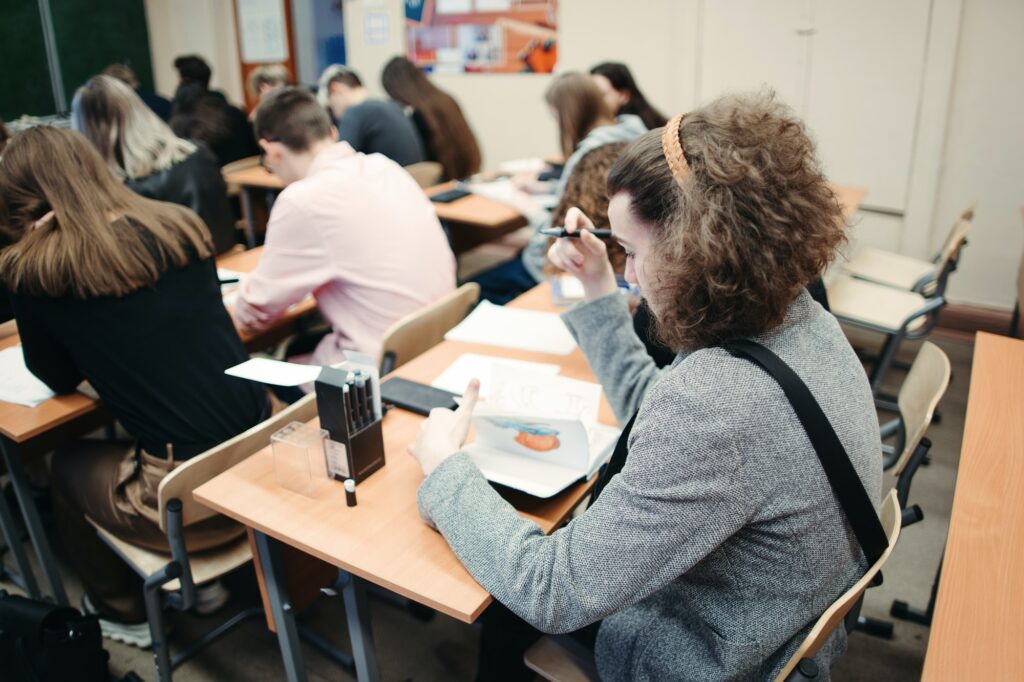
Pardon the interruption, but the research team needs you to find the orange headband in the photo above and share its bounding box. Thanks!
[661,113,689,187]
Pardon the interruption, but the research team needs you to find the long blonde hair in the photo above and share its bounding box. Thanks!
[545,72,614,160]
[72,75,196,181]
[0,127,212,298]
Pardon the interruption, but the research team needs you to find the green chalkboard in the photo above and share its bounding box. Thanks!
[0,0,153,121]
[0,0,58,120]
[50,0,154,105]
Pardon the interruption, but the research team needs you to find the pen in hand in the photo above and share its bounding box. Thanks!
[539,227,613,239]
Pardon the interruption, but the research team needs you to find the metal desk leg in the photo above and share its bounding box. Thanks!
[0,436,67,605]
[0,479,41,598]
[240,186,257,249]
[253,531,308,682]
[342,574,380,682]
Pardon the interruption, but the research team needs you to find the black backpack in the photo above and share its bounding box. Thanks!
[0,590,110,682]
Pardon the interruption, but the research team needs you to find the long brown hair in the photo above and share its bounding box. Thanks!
[381,57,481,179]
[607,92,845,351]
[545,72,614,159]
[590,62,668,130]
[0,127,212,299]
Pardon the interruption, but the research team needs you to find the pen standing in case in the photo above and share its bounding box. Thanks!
[539,227,613,239]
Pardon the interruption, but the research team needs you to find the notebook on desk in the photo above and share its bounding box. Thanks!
[463,366,618,498]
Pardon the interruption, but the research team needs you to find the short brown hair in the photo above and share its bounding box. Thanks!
[608,91,845,350]
[0,127,211,298]
[545,72,613,159]
[0,119,10,154]
[547,142,628,274]
[328,67,362,89]
[248,63,290,97]
[254,86,333,152]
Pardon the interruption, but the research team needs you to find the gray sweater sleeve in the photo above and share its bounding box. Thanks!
[417,373,757,634]
[560,293,671,422]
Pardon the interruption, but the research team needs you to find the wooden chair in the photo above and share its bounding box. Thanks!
[404,161,444,189]
[524,490,902,682]
[827,214,968,408]
[379,283,480,375]
[0,319,18,340]
[91,394,317,681]
[841,203,974,297]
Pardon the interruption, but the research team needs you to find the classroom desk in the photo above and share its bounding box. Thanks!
[921,332,1024,680]
[193,282,616,682]
[0,247,315,605]
[222,167,528,254]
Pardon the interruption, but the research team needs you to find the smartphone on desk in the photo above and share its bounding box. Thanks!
[429,188,472,203]
[379,377,460,416]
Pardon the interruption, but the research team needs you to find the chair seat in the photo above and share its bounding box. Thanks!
[91,521,252,592]
[842,247,936,291]
[524,635,599,682]
[827,275,932,333]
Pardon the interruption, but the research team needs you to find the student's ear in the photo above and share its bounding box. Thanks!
[329,125,339,142]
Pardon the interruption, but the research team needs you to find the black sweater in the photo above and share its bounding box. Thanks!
[11,255,267,456]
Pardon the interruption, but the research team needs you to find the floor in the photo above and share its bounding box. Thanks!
[1,239,975,680]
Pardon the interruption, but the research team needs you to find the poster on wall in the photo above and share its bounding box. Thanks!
[404,0,558,73]
[237,0,289,63]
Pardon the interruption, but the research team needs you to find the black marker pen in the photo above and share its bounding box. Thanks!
[539,227,613,239]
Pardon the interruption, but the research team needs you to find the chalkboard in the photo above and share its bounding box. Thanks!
[0,0,57,119]
[0,0,153,120]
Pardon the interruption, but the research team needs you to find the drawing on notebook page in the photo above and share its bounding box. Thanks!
[480,417,562,452]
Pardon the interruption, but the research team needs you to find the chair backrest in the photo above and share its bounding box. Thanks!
[379,283,480,374]
[924,216,972,297]
[0,319,18,340]
[404,161,444,189]
[156,393,318,531]
[1016,207,1024,335]
[893,342,951,476]
[773,489,902,682]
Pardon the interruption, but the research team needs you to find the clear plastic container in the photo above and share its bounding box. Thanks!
[271,421,330,496]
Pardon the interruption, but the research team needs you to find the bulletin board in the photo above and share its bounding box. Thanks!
[404,0,557,74]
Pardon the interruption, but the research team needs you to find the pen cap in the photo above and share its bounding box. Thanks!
[344,478,356,492]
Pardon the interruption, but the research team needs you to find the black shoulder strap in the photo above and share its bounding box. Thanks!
[721,339,887,564]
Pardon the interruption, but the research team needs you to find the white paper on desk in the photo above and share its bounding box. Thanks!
[225,358,323,386]
[431,353,560,398]
[497,157,548,175]
[463,178,545,216]
[0,346,56,407]
[488,365,602,424]
[444,301,577,355]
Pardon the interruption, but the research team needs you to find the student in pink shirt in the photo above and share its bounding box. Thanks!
[233,87,456,366]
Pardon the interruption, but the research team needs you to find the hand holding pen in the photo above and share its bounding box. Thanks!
[545,207,618,301]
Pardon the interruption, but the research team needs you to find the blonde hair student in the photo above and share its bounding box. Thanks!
[72,74,237,253]
[410,92,881,681]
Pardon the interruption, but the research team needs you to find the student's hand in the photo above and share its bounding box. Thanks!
[408,379,480,476]
[547,207,618,301]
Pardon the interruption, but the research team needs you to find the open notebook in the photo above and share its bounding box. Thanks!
[462,366,619,498]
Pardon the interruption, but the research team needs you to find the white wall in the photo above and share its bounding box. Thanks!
[163,0,1021,310]
[930,0,1024,308]
[144,0,245,105]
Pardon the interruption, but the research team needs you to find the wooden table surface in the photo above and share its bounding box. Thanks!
[194,283,616,623]
[921,332,1024,680]
[0,247,315,443]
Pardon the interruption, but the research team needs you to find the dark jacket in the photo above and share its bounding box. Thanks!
[127,144,236,254]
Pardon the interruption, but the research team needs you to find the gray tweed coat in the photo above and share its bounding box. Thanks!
[417,290,882,680]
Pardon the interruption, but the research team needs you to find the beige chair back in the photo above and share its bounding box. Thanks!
[379,283,480,374]
[405,161,444,189]
[0,319,18,340]
[773,489,902,682]
[922,216,972,297]
[893,342,951,475]
[157,393,318,531]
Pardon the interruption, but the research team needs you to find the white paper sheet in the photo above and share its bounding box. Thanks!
[225,358,323,386]
[497,157,548,175]
[443,301,577,355]
[0,346,56,407]
[488,365,602,424]
[431,353,560,398]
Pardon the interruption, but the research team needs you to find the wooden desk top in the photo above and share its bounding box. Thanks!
[223,166,528,231]
[921,333,1024,680]
[194,283,615,623]
[0,247,314,443]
